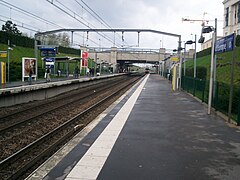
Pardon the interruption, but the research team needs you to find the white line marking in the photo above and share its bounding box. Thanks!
[65,74,149,180]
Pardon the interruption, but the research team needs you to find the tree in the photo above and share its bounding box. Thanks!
[60,32,70,47]
[2,20,22,35]
[44,33,70,47]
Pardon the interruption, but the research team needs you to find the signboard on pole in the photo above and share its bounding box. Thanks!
[0,51,7,58]
[22,57,37,81]
[40,48,56,57]
[44,57,55,68]
[82,51,88,67]
[215,33,234,53]
[0,62,6,84]
[170,55,179,61]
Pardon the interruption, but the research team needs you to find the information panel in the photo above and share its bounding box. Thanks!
[40,48,56,57]
[215,33,234,54]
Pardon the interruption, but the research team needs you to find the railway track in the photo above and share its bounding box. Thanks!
[0,76,129,135]
[0,74,144,179]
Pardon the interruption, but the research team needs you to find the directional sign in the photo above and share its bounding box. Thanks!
[44,57,55,68]
[170,56,179,61]
[40,48,56,57]
[215,33,234,54]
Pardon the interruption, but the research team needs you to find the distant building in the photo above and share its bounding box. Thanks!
[223,0,240,36]
[200,0,239,50]
[201,36,223,50]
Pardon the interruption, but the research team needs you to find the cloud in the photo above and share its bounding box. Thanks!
[0,0,224,51]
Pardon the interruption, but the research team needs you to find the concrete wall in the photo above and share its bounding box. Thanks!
[0,74,125,107]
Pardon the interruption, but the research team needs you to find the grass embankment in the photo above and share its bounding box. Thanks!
[0,43,78,62]
[185,46,240,85]
[0,43,80,80]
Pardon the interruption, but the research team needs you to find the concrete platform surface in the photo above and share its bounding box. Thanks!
[29,74,240,180]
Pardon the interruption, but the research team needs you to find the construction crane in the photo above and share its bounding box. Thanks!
[182,12,211,27]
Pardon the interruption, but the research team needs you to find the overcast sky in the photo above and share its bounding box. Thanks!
[0,0,224,52]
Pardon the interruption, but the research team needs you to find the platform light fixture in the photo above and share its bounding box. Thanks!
[199,20,217,115]
[185,35,197,78]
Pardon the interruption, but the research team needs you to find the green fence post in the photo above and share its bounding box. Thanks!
[193,78,196,96]
[201,79,205,102]
[182,76,185,90]
[238,91,240,126]
[213,81,219,111]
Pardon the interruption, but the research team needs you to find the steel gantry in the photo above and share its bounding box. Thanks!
[35,28,181,49]
[34,28,182,85]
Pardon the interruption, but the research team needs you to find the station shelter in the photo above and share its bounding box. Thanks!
[52,57,81,77]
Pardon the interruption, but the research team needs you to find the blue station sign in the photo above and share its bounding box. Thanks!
[215,33,234,53]
[40,47,56,57]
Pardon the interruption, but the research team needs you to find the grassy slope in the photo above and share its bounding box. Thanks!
[0,43,79,62]
[185,46,240,85]
[0,43,80,78]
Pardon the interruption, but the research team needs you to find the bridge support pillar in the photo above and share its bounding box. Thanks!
[111,47,117,73]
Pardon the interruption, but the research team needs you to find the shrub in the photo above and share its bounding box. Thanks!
[236,35,240,47]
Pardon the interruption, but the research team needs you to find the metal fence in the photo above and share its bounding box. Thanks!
[182,76,240,125]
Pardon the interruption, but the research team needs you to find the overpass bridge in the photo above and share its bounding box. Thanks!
[83,47,195,72]
[35,28,195,72]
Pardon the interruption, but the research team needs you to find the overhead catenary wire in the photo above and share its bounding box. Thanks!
[0,0,63,29]
[0,0,132,48]
[0,19,39,32]
[0,0,148,62]
[74,0,130,47]
[0,15,43,32]
[0,0,100,46]
[75,0,112,29]
[47,0,122,47]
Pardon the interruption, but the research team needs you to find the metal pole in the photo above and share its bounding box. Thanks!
[71,31,74,45]
[184,43,186,76]
[178,36,182,90]
[228,33,235,122]
[213,18,217,98]
[7,40,10,83]
[34,37,38,80]
[137,32,140,47]
[194,34,197,78]
[208,32,216,114]
[159,61,161,75]
[162,61,165,76]
[179,51,182,90]
[113,31,116,47]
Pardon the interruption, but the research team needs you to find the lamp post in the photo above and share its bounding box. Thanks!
[7,40,10,83]
[173,47,184,90]
[194,34,197,78]
[198,19,217,114]
[208,31,215,115]
[185,37,196,78]
[184,43,186,76]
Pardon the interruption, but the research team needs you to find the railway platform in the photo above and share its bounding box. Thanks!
[28,74,240,180]
[0,74,123,107]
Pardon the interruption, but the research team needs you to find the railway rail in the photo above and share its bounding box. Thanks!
[0,76,128,135]
[0,73,144,179]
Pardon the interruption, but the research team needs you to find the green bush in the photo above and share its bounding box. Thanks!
[236,35,240,47]
[196,66,207,79]
[0,30,38,48]
[185,66,207,79]
[58,46,81,56]
[9,61,22,81]
[196,47,211,58]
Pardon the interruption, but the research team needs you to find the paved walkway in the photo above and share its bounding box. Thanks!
[31,74,240,180]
